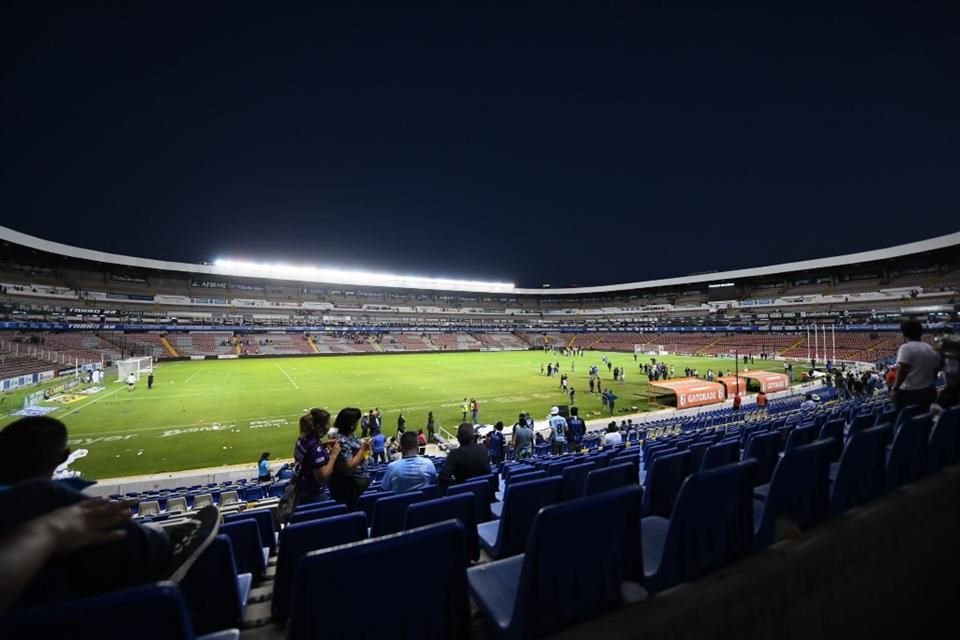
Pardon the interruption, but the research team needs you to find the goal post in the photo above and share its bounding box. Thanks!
[635,344,667,356]
[117,356,154,382]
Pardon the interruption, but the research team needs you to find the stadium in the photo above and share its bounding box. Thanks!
[3,5,960,639]
[2,222,960,637]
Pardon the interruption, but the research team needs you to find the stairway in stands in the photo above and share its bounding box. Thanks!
[695,336,723,356]
[160,336,179,358]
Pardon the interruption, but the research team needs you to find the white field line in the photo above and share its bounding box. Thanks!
[184,370,202,383]
[57,386,125,419]
[275,363,300,390]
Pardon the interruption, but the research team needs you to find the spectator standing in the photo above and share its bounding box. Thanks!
[426,411,436,443]
[512,414,534,460]
[397,413,406,438]
[371,431,387,464]
[488,421,506,464]
[328,408,372,510]
[294,412,340,506]
[548,406,568,455]
[566,406,586,452]
[417,429,427,454]
[380,432,437,493]
[892,320,941,412]
[257,452,271,482]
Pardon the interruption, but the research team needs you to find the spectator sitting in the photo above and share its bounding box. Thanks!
[380,432,438,493]
[439,423,491,486]
[800,393,817,410]
[602,421,623,447]
[0,417,220,611]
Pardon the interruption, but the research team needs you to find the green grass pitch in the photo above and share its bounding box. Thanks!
[0,351,788,480]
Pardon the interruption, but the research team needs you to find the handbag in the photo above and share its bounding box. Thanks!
[277,464,304,525]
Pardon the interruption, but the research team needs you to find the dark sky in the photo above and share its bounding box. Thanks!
[2,3,958,287]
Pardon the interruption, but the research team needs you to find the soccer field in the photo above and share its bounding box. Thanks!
[1,351,788,479]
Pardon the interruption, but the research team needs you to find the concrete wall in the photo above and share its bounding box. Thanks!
[551,466,960,640]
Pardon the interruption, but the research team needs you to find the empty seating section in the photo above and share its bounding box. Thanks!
[251,334,315,355]
[426,332,483,350]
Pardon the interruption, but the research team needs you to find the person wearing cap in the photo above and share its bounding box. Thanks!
[548,406,568,455]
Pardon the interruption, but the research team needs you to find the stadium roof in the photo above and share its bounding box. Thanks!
[2,224,958,295]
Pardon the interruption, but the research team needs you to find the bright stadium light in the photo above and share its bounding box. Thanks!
[211,259,516,293]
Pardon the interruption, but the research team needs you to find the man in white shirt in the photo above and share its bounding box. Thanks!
[547,406,568,455]
[892,320,941,412]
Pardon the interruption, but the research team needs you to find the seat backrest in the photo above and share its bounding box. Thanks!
[817,418,845,461]
[219,519,266,578]
[701,440,740,471]
[496,477,563,558]
[138,500,160,517]
[370,491,425,538]
[445,479,492,523]
[685,442,710,475]
[179,535,243,635]
[513,486,644,638]
[357,490,395,522]
[404,493,478,562]
[894,404,926,433]
[272,512,368,621]
[219,490,239,506]
[166,497,188,513]
[223,508,277,553]
[886,413,931,491]
[242,486,264,501]
[560,462,595,501]
[783,425,816,453]
[508,469,547,485]
[584,462,636,497]
[641,451,691,517]
[929,406,960,473]
[650,459,757,593]
[0,582,197,640]
[830,426,884,516]
[191,494,213,509]
[292,498,336,513]
[288,522,470,640]
[847,413,876,440]
[289,503,348,525]
[742,432,780,485]
[754,440,831,549]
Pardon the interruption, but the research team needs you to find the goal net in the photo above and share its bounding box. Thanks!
[635,344,667,355]
[117,356,154,382]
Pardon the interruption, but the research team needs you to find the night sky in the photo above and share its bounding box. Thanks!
[2,3,958,287]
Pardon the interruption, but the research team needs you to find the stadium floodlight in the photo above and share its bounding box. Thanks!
[212,259,516,293]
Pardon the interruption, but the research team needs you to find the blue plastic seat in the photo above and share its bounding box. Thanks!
[292,498,335,513]
[404,493,478,562]
[894,404,926,434]
[829,425,885,516]
[241,486,264,502]
[357,490,395,521]
[468,486,643,639]
[0,582,238,640]
[700,440,740,471]
[288,522,470,640]
[560,461,595,501]
[782,425,817,454]
[847,413,875,441]
[929,406,960,473]
[219,520,267,579]
[742,431,780,485]
[507,469,546,485]
[818,418,845,461]
[272,512,368,621]
[885,413,931,491]
[584,461,636,497]
[370,491,425,538]
[223,509,277,554]
[180,536,250,635]
[752,440,831,549]
[685,442,710,475]
[289,503,348,525]
[642,459,757,594]
[478,477,563,559]
[446,478,493,523]
[641,451,691,517]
